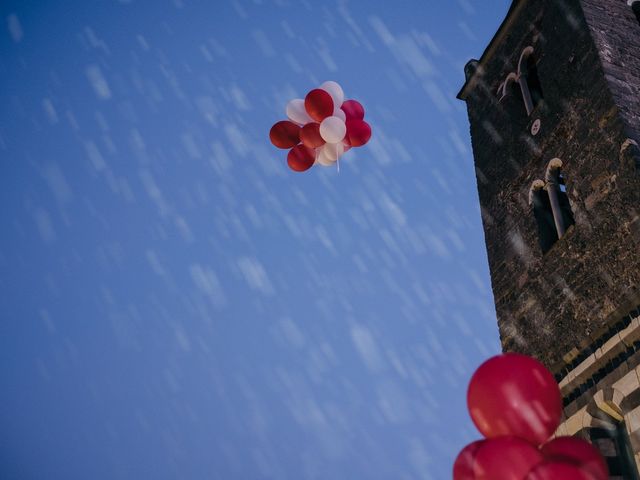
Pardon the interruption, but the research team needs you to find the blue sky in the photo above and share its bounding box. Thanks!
[0,1,509,478]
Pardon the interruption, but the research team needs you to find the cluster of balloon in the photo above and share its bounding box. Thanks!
[269,81,372,172]
[454,353,609,480]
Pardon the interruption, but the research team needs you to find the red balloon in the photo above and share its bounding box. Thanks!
[541,437,608,480]
[341,99,365,121]
[345,119,371,147]
[287,144,315,172]
[467,353,562,445]
[473,436,542,480]
[305,89,334,122]
[300,122,326,148]
[269,120,301,149]
[453,440,485,480]
[526,461,593,480]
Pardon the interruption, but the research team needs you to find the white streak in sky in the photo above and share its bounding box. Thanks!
[86,65,112,100]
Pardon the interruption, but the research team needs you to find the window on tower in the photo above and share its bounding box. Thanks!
[530,160,575,255]
[632,0,640,25]
[524,55,544,108]
[517,46,544,115]
[545,159,575,237]
[498,73,528,119]
[590,412,640,480]
[530,180,558,254]
[557,171,575,229]
[496,46,544,119]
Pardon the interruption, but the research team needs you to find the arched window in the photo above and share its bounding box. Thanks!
[499,72,528,118]
[529,160,575,254]
[517,46,544,115]
[530,180,557,254]
[545,159,574,238]
[589,411,640,479]
[630,1,640,25]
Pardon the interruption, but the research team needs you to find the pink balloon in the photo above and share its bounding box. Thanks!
[467,354,562,445]
[341,99,365,120]
[269,120,301,149]
[453,440,485,480]
[473,436,542,480]
[541,437,608,480]
[345,119,371,147]
[526,461,593,480]
[286,144,315,172]
[300,123,325,148]
[305,89,334,122]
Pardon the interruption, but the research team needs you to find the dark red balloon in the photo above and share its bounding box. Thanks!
[287,144,315,172]
[473,436,542,480]
[341,99,365,121]
[467,353,562,445]
[305,89,334,122]
[526,461,593,480]
[300,122,325,148]
[453,440,485,480]
[345,119,371,147]
[269,120,301,149]
[541,437,608,480]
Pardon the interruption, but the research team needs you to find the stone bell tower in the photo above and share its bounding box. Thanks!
[457,0,640,477]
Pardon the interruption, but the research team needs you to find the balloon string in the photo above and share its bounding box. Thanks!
[336,156,340,174]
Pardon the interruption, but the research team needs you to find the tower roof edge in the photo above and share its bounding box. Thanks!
[456,0,525,101]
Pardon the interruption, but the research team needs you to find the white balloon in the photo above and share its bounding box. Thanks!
[319,116,346,144]
[320,81,344,110]
[322,142,344,162]
[316,148,336,167]
[333,108,346,121]
[286,98,312,125]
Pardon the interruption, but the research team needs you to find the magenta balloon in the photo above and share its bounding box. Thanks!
[473,436,542,480]
[345,119,371,147]
[453,440,485,480]
[341,99,365,120]
[541,437,608,480]
[467,353,562,445]
[526,461,593,480]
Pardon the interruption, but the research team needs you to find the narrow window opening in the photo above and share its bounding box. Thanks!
[500,76,527,120]
[531,182,558,254]
[556,171,575,229]
[632,1,640,25]
[545,160,575,239]
[525,55,544,108]
[590,414,640,480]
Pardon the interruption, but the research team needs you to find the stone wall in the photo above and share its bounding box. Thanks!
[462,0,640,371]
[580,0,640,143]
[555,303,640,477]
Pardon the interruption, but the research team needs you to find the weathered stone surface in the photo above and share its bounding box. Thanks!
[459,0,640,371]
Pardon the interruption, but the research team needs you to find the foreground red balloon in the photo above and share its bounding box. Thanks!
[474,436,542,480]
[300,122,325,148]
[467,353,562,445]
[341,99,365,120]
[287,144,315,172]
[541,437,608,480]
[305,89,334,122]
[526,461,593,480]
[269,120,301,149]
[345,119,371,147]
[453,440,484,480]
